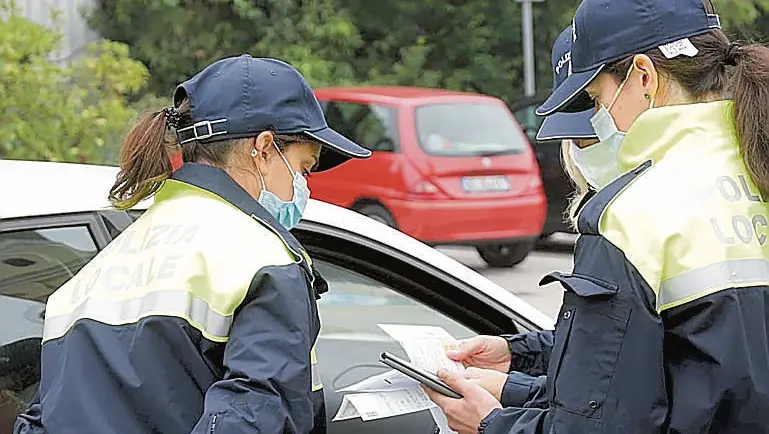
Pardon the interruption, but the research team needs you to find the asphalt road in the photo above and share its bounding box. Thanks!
[437,233,576,320]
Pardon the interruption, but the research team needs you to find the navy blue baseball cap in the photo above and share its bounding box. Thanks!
[173,54,371,171]
[536,27,597,142]
[536,0,722,116]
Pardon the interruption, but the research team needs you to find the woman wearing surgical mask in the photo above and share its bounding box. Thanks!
[425,1,769,433]
[426,24,602,423]
[14,55,370,434]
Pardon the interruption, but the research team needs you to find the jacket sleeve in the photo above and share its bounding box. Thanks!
[499,372,548,409]
[501,330,554,377]
[478,407,550,434]
[190,264,316,434]
[12,390,44,434]
[480,289,667,433]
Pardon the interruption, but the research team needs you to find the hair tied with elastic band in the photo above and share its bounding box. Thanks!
[162,107,182,129]
[724,42,742,66]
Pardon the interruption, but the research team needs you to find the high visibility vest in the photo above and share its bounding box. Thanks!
[598,100,769,312]
[30,165,326,434]
[44,180,322,390]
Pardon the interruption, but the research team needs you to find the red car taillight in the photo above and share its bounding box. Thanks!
[409,180,439,194]
[407,180,447,199]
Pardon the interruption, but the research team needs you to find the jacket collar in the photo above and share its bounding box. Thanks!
[168,163,307,261]
[160,163,329,297]
[618,100,734,173]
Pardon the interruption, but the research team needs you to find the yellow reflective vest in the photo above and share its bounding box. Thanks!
[15,163,327,434]
[483,101,769,433]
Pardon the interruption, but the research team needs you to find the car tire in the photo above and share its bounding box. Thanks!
[476,241,535,268]
[356,204,398,229]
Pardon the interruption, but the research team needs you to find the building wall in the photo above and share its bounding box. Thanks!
[14,0,99,63]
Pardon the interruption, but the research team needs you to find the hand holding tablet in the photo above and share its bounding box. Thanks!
[379,351,463,399]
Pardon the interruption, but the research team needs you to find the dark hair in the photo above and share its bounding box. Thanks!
[604,0,769,197]
[108,98,306,210]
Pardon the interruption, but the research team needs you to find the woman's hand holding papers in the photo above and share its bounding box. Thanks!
[446,335,511,373]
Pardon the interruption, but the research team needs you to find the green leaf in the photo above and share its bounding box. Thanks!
[0,0,149,164]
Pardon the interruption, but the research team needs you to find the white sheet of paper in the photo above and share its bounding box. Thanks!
[332,396,361,422]
[430,407,458,433]
[347,388,436,421]
[378,324,465,374]
[331,388,436,422]
[337,369,420,393]
[332,324,467,424]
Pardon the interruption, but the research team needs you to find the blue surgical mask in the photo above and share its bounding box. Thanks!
[256,143,310,230]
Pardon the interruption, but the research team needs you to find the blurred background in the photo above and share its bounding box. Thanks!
[3,0,769,313]
[3,0,768,164]
[3,4,769,430]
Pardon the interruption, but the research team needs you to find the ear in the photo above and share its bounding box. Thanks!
[633,54,659,100]
[249,131,277,177]
[254,131,276,159]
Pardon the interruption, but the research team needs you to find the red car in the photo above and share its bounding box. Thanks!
[310,86,546,267]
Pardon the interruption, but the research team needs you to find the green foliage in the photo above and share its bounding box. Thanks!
[714,0,769,30]
[88,0,362,95]
[343,0,580,103]
[86,0,586,104]
[0,0,148,164]
[4,0,767,167]
[86,0,769,108]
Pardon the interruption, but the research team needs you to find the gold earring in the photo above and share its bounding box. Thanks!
[643,93,651,100]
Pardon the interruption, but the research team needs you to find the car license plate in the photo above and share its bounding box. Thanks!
[461,176,510,192]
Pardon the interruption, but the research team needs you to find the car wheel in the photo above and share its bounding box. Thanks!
[476,241,535,268]
[356,204,397,229]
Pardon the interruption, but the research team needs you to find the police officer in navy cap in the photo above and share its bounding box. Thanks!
[536,26,598,228]
[440,27,599,417]
[426,0,769,432]
[15,55,370,434]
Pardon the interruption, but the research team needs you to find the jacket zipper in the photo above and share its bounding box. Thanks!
[209,415,218,434]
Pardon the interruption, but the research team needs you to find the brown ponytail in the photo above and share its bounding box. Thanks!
[108,96,312,210]
[730,43,769,198]
[108,108,177,210]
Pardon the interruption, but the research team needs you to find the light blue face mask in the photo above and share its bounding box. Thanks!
[256,143,310,230]
[573,65,653,190]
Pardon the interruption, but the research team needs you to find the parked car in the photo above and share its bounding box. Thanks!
[0,160,553,434]
[309,86,547,268]
[509,93,576,236]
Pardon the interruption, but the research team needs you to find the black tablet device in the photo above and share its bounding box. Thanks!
[379,351,463,399]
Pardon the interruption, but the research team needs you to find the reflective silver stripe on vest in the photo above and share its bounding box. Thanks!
[43,290,233,342]
[658,258,769,310]
[312,362,322,391]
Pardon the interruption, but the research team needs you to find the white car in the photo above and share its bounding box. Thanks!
[0,160,553,433]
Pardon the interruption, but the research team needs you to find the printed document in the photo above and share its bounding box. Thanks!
[331,324,465,426]
[378,324,465,374]
[332,388,436,422]
[338,369,419,393]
